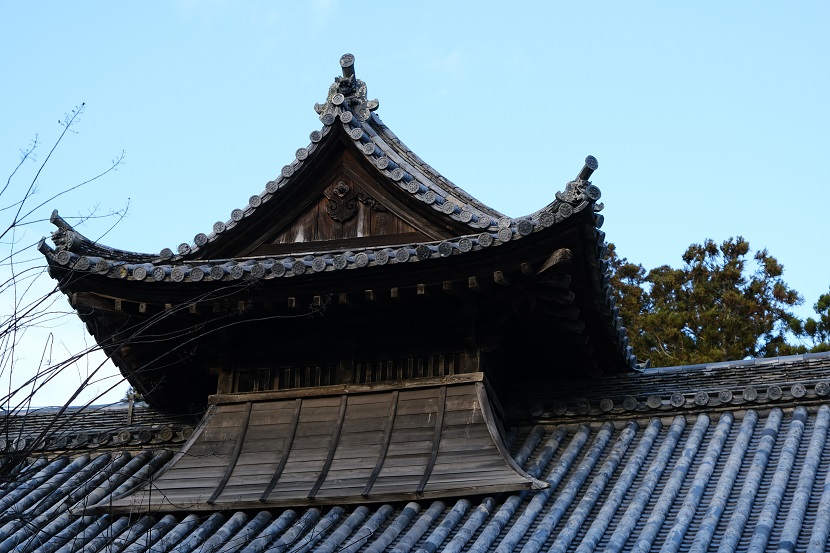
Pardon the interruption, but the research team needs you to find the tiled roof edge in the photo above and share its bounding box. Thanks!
[41,186,602,284]
[509,352,830,422]
[0,403,198,454]
[642,350,830,375]
[41,54,602,270]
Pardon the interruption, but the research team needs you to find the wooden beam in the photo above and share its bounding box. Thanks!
[537,289,576,305]
[462,349,480,372]
[417,386,447,494]
[308,395,348,499]
[71,292,127,314]
[363,390,399,497]
[542,273,572,290]
[260,398,302,501]
[208,401,252,505]
[468,276,493,294]
[215,363,233,395]
[537,248,573,275]
[210,373,484,405]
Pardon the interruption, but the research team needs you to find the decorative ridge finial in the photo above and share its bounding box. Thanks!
[315,54,379,124]
[577,155,598,181]
[340,53,355,79]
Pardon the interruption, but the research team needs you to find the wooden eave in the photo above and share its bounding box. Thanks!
[43,206,632,410]
[103,375,544,513]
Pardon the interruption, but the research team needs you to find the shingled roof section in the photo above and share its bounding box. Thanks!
[2,352,830,552]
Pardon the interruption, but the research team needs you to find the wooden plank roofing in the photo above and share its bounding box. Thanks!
[107,375,543,511]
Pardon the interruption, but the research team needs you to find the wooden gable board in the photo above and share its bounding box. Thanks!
[248,149,433,257]
[194,133,465,260]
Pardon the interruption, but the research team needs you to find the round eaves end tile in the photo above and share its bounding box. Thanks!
[670,393,686,407]
[210,266,225,280]
[312,258,327,272]
[694,391,709,406]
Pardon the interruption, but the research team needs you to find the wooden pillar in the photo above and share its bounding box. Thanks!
[462,348,481,373]
[211,361,234,394]
[338,349,355,385]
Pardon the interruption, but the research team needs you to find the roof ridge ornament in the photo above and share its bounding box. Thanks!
[554,155,602,210]
[315,54,379,124]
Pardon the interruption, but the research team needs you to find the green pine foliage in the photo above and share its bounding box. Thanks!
[607,238,829,367]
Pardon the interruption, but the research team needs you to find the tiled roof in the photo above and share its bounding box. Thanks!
[38,53,638,401]
[41,191,602,285]
[3,357,830,552]
[506,351,830,422]
[41,176,604,289]
[39,53,605,287]
[0,403,199,455]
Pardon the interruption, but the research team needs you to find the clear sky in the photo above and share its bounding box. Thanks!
[1,1,828,407]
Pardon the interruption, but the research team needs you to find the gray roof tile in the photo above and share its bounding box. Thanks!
[3,380,830,551]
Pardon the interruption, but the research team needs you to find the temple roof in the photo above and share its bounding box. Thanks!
[38,54,636,409]
[3,352,830,552]
[39,54,605,288]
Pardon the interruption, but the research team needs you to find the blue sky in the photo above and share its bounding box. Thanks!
[1,2,828,406]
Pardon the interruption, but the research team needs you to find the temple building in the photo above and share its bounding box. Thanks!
[1,54,829,552]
